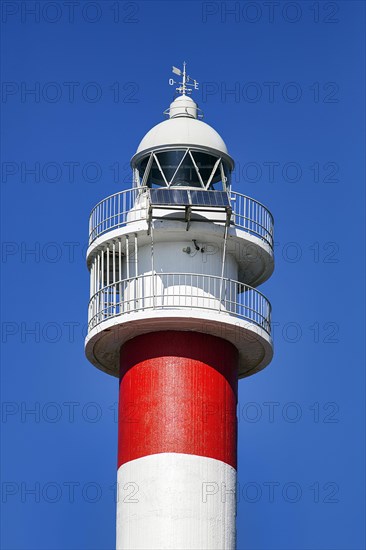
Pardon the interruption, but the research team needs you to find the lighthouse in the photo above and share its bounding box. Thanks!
[85,64,274,550]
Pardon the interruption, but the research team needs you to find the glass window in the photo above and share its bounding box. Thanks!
[156,150,186,183]
[223,162,231,188]
[137,150,232,189]
[169,152,202,187]
[138,155,165,187]
[191,152,221,186]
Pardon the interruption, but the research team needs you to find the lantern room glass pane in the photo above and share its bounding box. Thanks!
[223,162,231,188]
[137,150,232,189]
[156,150,186,183]
[170,152,202,187]
[191,152,221,186]
[139,156,165,187]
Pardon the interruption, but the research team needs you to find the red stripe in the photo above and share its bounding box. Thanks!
[118,331,238,469]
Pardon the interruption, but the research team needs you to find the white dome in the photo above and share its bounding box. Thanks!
[168,95,198,119]
[131,94,234,169]
[133,117,231,160]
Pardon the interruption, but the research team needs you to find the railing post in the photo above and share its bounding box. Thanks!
[126,235,130,312]
[150,221,156,310]
[219,224,229,312]
[134,233,138,312]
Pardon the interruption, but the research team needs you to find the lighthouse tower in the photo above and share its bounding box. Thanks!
[85,64,274,550]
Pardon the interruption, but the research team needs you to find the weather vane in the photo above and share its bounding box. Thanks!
[169,62,199,96]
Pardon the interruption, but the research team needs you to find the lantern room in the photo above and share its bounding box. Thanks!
[131,95,234,192]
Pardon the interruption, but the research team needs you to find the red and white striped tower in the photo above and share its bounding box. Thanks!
[85,64,274,550]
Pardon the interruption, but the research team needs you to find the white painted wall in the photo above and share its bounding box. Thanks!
[121,241,238,313]
[117,453,236,550]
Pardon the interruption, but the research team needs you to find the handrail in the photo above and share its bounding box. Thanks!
[230,190,274,247]
[88,272,272,336]
[231,191,274,223]
[88,187,145,245]
[88,187,274,248]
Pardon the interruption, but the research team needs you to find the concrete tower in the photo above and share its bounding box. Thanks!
[85,64,274,550]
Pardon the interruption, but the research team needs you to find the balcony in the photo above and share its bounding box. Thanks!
[88,271,271,336]
[86,190,274,377]
[88,187,274,249]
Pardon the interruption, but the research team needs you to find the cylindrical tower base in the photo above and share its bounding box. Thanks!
[117,331,238,550]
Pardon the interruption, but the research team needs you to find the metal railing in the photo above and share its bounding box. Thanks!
[230,191,274,248]
[89,187,143,245]
[88,187,274,248]
[88,272,271,335]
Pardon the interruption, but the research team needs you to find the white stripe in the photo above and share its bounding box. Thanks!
[116,453,236,550]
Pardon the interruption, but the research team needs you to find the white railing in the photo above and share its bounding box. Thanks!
[88,272,271,335]
[88,188,274,248]
[230,191,273,248]
[89,187,143,245]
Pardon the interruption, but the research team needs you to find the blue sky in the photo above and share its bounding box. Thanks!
[1,1,365,549]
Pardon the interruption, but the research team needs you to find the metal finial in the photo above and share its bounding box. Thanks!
[169,62,199,96]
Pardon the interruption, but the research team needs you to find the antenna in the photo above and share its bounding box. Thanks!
[169,62,199,96]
